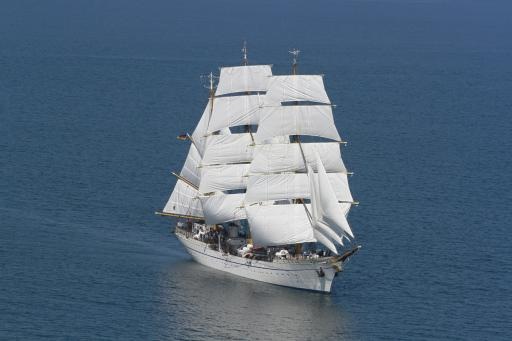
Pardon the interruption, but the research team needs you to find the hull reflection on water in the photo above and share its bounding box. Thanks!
[158,258,353,340]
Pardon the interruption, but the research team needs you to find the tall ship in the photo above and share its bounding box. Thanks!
[157,44,360,293]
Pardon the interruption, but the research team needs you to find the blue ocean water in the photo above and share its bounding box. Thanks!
[1,0,511,339]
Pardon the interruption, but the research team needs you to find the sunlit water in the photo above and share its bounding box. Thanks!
[1,0,511,339]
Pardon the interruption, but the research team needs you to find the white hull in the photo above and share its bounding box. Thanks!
[175,232,344,293]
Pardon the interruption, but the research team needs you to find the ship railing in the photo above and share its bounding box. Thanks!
[175,226,220,245]
[175,226,193,239]
[271,256,332,264]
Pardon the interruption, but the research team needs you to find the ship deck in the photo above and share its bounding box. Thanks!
[174,226,342,265]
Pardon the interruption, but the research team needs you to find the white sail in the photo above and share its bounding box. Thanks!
[255,105,341,143]
[264,75,330,105]
[180,144,202,187]
[208,94,263,133]
[250,142,346,174]
[313,230,339,255]
[202,133,254,166]
[163,180,203,218]
[198,164,250,193]
[215,65,272,96]
[190,100,213,156]
[312,154,354,238]
[245,172,352,204]
[246,204,316,246]
[340,202,351,217]
[199,193,246,225]
[307,164,343,243]
[316,219,344,244]
[163,56,356,257]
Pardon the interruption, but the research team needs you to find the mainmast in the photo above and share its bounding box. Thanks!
[290,48,304,253]
[289,48,301,144]
[241,41,253,137]
[243,49,355,253]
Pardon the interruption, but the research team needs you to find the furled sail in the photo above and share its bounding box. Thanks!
[207,94,264,133]
[202,133,254,166]
[264,75,330,105]
[245,172,352,204]
[163,180,203,218]
[215,65,272,96]
[199,193,246,225]
[255,105,341,143]
[250,142,346,174]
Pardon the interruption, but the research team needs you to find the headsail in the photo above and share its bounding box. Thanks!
[163,180,203,219]
[308,154,354,241]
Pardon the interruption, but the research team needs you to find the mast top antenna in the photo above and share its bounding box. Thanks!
[289,48,300,75]
[242,41,248,66]
[208,71,214,93]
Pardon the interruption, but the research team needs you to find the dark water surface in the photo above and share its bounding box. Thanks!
[1,0,511,339]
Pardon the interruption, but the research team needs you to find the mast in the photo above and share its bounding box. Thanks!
[209,72,214,94]
[241,41,253,136]
[208,71,215,99]
[290,48,300,75]
[290,48,303,253]
[289,48,301,144]
[241,40,248,66]
[192,59,273,225]
[245,50,355,251]
[159,70,219,220]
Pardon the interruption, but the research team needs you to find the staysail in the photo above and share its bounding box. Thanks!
[311,154,354,237]
[163,180,203,219]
